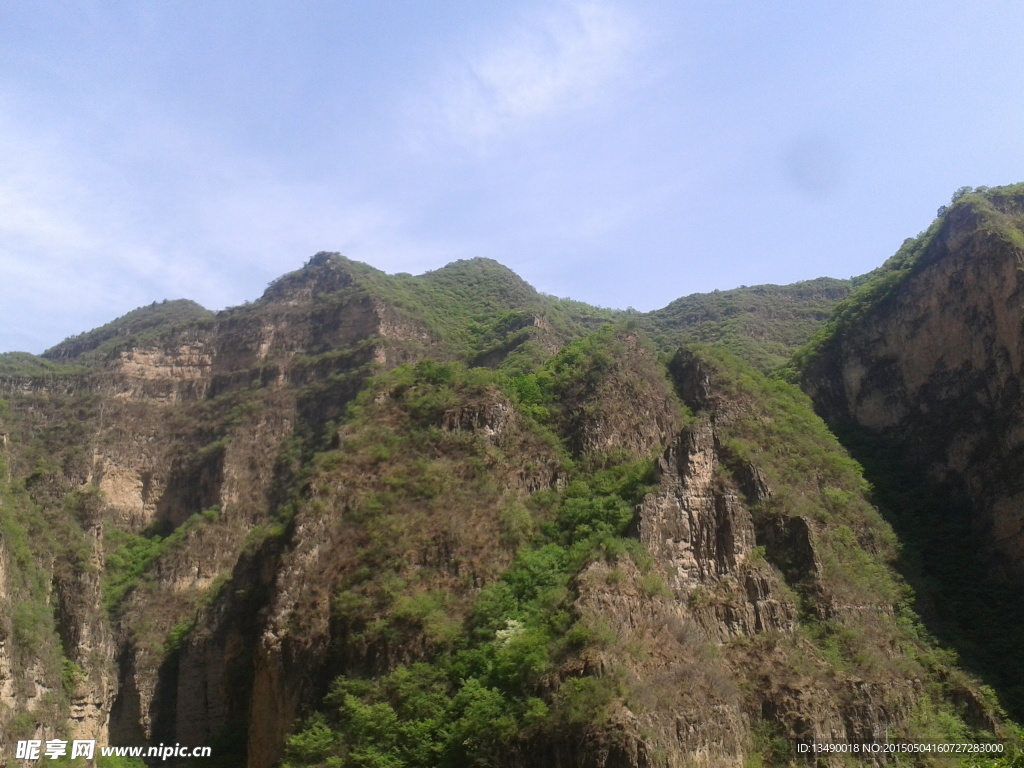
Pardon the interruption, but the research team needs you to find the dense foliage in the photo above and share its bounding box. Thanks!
[644,277,851,372]
[0,351,87,376]
[43,299,214,362]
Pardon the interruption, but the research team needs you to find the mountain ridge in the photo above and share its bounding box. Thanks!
[5,253,853,381]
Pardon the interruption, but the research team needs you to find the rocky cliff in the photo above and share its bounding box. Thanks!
[0,248,1012,766]
[801,186,1024,582]
[0,255,441,759]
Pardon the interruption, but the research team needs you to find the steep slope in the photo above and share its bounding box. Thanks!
[275,340,1003,768]
[0,255,406,753]
[0,253,616,759]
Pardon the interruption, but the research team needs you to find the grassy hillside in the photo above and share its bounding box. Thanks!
[43,299,214,362]
[0,351,85,376]
[643,277,851,372]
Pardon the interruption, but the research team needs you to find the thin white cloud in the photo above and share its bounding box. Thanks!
[417,0,638,147]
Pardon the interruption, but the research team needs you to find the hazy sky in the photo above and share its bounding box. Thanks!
[3,1,1024,353]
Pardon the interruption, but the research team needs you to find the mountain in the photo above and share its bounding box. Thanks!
[799,183,1024,719]
[643,277,852,371]
[0,193,1020,767]
[801,184,1024,579]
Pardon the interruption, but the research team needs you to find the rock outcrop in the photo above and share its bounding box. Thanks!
[803,190,1024,580]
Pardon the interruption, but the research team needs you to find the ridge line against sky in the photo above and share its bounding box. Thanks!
[2,0,1024,353]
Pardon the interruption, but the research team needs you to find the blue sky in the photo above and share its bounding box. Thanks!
[3,1,1024,353]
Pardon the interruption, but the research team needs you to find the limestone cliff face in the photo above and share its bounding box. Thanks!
[803,192,1024,579]
[104,260,447,747]
[53,497,117,745]
[104,340,213,403]
[565,417,782,767]
[636,421,794,636]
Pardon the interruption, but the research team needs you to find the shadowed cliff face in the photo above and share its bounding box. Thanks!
[802,191,1024,581]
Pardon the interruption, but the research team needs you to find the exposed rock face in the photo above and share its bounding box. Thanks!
[55,510,117,744]
[567,422,781,766]
[637,422,795,636]
[803,193,1024,580]
[85,334,215,404]
[541,350,954,766]
[0,254,442,758]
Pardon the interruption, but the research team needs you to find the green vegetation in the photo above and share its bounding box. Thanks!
[43,298,214,361]
[102,507,222,613]
[271,252,619,368]
[506,325,628,421]
[746,719,791,768]
[644,277,851,372]
[263,253,858,380]
[103,530,166,610]
[96,758,148,768]
[960,743,1024,768]
[0,351,88,377]
[388,258,619,363]
[0,453,71,725]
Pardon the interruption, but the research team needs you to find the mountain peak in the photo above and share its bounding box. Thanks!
[42,298,212,361]
[261,252,384,303]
